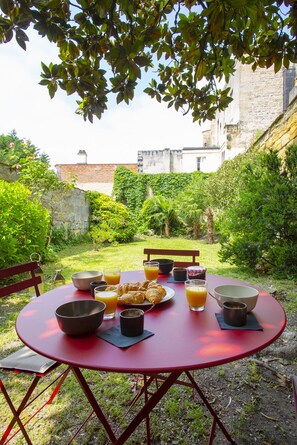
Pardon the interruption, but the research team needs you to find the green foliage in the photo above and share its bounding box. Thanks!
[113,166,194,213]
[1,2,296,122]
[0,180,50,268]
[0,130,73,196]
[206,152,253,212]
[113,167,148,212]
[50,226,91,250]
[176,172,209,239]
[0,129,49,165]
[218,146,297,277]
[140,195,180,237]
[87,191,137,247]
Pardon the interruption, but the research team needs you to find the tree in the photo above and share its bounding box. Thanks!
[176,172,208,240]
[1,1,296,122]
[0,130,49,165]
[0,131,74,196]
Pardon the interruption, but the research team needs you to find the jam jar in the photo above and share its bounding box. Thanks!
[186,266,206,280]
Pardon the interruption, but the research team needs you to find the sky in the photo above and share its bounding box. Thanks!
[0,29,206,169]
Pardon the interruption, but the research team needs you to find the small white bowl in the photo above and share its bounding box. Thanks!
[72,271,103,291]
[213,284,259,312]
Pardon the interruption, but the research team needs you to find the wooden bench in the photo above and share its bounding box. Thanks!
[143,248,200,268]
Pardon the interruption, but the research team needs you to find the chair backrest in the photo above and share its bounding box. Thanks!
[0,261,41,299]
[293,375,297,419]
[143,248,200,268]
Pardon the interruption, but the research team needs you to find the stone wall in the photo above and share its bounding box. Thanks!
[253,95,297,156]
[0,163,90,236]
[41,188,90,236]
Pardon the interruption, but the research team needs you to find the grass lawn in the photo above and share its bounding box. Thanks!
[1,237,296,444]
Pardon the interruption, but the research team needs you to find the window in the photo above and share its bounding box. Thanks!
[196,157,205,171]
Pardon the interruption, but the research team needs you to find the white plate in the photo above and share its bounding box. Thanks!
[118,285,175,307]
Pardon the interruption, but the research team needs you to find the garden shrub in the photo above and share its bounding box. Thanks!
[218,146,297,277]
[0,180,50,268]
[50,226,91,249]
[87,192,137,247]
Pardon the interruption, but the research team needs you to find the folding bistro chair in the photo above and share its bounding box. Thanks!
[0,261,70,445]
[143,248,200,267]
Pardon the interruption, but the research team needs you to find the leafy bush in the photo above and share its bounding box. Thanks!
[50,226,91,249]
[87,192,136,247]
[218,146,297,277]
[0,180,50,268]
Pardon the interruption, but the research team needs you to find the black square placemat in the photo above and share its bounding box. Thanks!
[167,276,186,283]
[97,326,154,348]
[215,313,263,330]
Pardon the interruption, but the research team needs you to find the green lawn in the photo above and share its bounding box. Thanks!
[1,237,296,444]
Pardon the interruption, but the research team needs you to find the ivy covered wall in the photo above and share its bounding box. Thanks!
[113,167,202,212]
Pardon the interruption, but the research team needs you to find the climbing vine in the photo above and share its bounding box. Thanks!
[113,167,202,212]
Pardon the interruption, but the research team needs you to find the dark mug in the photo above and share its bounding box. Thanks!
[173,267,187,281]
[223,301,247,327]
[120,309,144,337]
[90,280,107,298]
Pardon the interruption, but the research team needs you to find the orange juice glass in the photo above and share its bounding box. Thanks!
[104,269,121,285]
[185,279,207,312]
[94,285,118,320]
[144,261,159,281]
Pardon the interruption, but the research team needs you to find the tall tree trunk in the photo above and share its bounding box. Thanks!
[164,221,170,238]
[193,220,199,239]
[205,207,214,244]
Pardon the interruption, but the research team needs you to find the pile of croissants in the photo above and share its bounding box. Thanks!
[106,280,167,304]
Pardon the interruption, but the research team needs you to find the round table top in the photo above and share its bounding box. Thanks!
[16,272,286,374]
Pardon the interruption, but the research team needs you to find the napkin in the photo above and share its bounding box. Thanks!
[167,276,186,283]
[97,326,154,348]
[215,313,263,330]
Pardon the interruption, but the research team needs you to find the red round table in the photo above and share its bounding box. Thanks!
[16,272,286,444]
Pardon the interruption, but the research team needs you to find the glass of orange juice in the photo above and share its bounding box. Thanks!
[104,269,121,285]
[185,279,207,312]
[94,284,118,320]
[144,261,159,281]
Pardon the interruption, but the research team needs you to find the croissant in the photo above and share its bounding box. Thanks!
[118,291,146,304]
[116,281,149,296]
[145,285,166,304]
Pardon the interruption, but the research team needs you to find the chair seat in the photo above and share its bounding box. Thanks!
[0,346,57,374]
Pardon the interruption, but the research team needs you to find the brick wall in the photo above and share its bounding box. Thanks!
[56,163,137,184]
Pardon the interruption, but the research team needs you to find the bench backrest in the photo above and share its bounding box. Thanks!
[0,261,41,298]
[143,248,200,268]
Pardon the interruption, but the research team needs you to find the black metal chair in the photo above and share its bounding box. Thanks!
[0,261,70,445]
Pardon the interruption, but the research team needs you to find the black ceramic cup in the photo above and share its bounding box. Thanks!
[223,301,247,327]
[90,280,107,298]
[120,308,144,337]
[173,267,187,281]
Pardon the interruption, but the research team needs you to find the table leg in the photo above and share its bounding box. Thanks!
[185,371,236,444]
[71,367,117,443]
[113,371,183,445]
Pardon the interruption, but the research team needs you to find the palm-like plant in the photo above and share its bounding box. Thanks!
[141,195,179,237]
